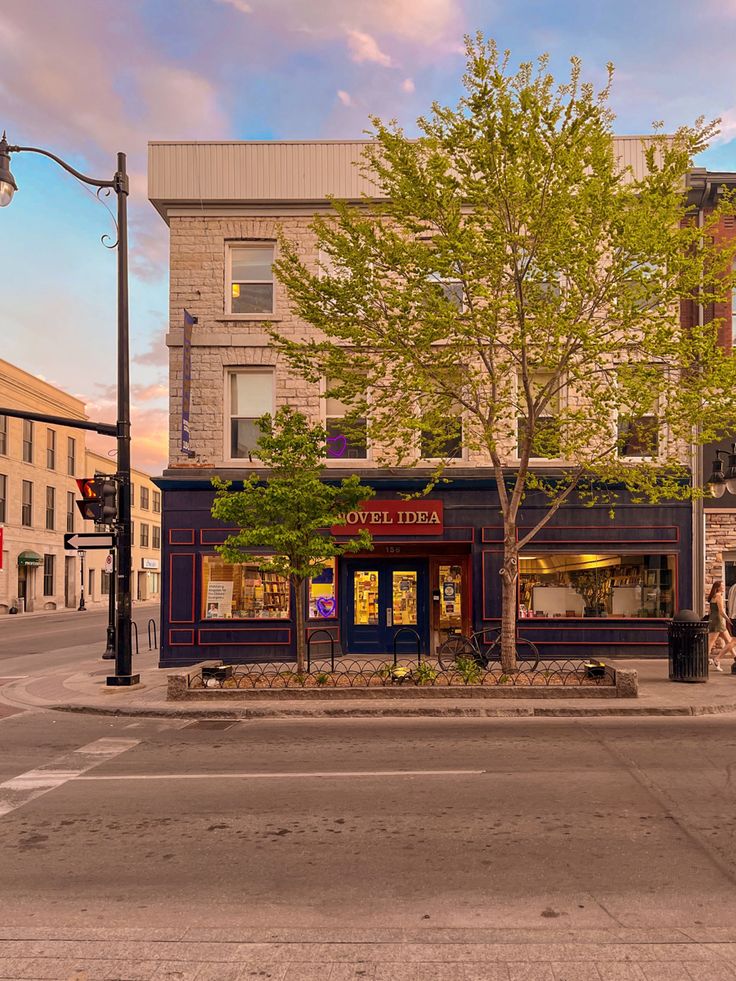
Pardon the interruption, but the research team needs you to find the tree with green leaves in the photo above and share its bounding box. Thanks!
[211,407,374,673]
[271,35,736,670]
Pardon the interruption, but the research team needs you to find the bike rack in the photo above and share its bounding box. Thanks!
[307,629,336,672]
[131,620,139,656]
[147,618,158,651]
[392,627,422,666]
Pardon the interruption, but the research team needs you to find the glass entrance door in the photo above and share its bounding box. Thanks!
[344,560,428,655]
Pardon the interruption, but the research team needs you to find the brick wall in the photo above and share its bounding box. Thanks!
[705,511,736,597]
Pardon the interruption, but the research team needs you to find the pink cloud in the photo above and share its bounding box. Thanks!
[402,77,416,93]
[216,0,253,13]
[346,29,392,67]
[337,90,354,107]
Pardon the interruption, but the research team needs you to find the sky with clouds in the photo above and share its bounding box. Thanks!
[1,0,735,473]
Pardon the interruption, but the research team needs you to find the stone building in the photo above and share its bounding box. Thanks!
[0,358,87,613]
[149,139,696,667]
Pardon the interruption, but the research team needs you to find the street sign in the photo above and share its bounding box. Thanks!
[104,552,114,573]
[64,533,116,551]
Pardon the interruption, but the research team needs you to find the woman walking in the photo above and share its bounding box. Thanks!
[707,581,736,671]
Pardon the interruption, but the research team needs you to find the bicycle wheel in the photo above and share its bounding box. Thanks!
[481,632,540,671]
[437,634,476,670]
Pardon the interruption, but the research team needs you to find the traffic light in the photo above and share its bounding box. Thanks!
[76,477,118,523]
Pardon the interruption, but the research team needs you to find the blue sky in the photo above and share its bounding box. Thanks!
[1,0,735,471]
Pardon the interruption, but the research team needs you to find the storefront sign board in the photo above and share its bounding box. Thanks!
[331,500,443,536]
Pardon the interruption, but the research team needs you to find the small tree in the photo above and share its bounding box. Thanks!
[272,36,736,670]
[211,407,374,672]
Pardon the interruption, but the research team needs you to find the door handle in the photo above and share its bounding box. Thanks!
[386,608,393,627]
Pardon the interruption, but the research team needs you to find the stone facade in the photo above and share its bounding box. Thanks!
[705,511,736,599]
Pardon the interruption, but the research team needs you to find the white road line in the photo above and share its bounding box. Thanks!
[0,737,139,818]
[78,768,486,781]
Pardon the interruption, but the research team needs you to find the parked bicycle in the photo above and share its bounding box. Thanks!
[437,626,540,671]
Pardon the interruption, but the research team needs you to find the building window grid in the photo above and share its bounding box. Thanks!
[22,420,33,464]
[21,480,32,527]
[67,437,76,476]
[45,486,55,530]
[46,429,56,470]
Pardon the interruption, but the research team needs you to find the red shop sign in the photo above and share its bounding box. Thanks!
[331,500,444,536]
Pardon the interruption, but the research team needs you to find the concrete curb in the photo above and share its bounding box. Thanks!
[48,699,736,720]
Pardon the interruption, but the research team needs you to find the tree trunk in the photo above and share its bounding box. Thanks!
[500,534,519,672]
[294,577,306,674]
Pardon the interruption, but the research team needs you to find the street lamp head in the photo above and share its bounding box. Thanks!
[0,132,17,207]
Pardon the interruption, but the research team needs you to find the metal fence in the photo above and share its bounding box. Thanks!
[189,658,615,691]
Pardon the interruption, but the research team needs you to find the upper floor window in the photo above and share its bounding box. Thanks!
[427,271,464,310]
[617,415,659,459]
[420,413,463,460]
[140,486,150,510]
[227,369,274,460]
[152,490,161,513]
[152,525,161,550]
[67,437,76,476]
[46,428,56,470]
[0,415,6,456]
[0,474,6,523]
[45,486,55,530]
[21,480,32,526]
[325,380,368,460]
[22,420,33,464]
[130,483,135,506]
[140,523,149,548]
[66,491,75,533]
[228,244,275,315]
[517,372,562,460]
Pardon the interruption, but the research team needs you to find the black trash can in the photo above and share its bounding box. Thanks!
[668,609,709,683]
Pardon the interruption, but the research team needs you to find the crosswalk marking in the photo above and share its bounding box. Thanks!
[0,736,139,818]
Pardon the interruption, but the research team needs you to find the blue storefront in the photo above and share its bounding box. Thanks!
[155,472,692,668]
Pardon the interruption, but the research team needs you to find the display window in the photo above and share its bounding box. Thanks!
[438,564,463,629]
[201,555,290,620]
[392,571,418,625]
[308,559,337,619]
[353,570,379,625]
[518,553,675,619]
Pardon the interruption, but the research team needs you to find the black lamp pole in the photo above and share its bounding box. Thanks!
[0,133,138,685]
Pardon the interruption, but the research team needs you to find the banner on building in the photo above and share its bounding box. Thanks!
[181,309,196,454]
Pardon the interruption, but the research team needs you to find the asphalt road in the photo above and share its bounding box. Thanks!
[2,711,736,931]
[0,604,159,665]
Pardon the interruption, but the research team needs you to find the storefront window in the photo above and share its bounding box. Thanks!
[354,570,379,625]
[309,560,337,619]
[392,571,417,625]
[518,553,675,619]
[202,555,290,620]
[438,564,463,628]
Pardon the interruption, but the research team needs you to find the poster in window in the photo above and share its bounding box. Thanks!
[205,581,234,619]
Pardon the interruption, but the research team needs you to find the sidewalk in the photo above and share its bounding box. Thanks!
[3,647,736,719]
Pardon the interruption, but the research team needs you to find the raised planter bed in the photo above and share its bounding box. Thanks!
[167,659,638,700]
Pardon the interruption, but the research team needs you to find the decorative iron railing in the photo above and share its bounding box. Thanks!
[189,658,615,691]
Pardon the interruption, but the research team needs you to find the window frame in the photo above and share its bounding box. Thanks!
[152,490,161,513]
[322,377,370,464]
[225,367,275,464]
[66,490,75,533]
[152,525,161,550]
[226,242,276,317]
[140,486,150,510]
[46,428,56,470]
[67,436,76,476]
[616,413,661,461]
[201,554,291,621]
[45,486,55,531]
[140,523,149,548]
[43,554,55,597]
[0,415,7,456]
[22,420,33,464]
[21,480,32,527]
[0,473,6,523]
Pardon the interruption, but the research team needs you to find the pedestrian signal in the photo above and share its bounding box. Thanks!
[75,477,118,523]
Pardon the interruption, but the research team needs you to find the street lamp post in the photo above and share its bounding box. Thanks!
[0,132,138,685]
[78,549,86,612]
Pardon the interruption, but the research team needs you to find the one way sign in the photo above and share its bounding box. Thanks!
[64,532,116,551]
